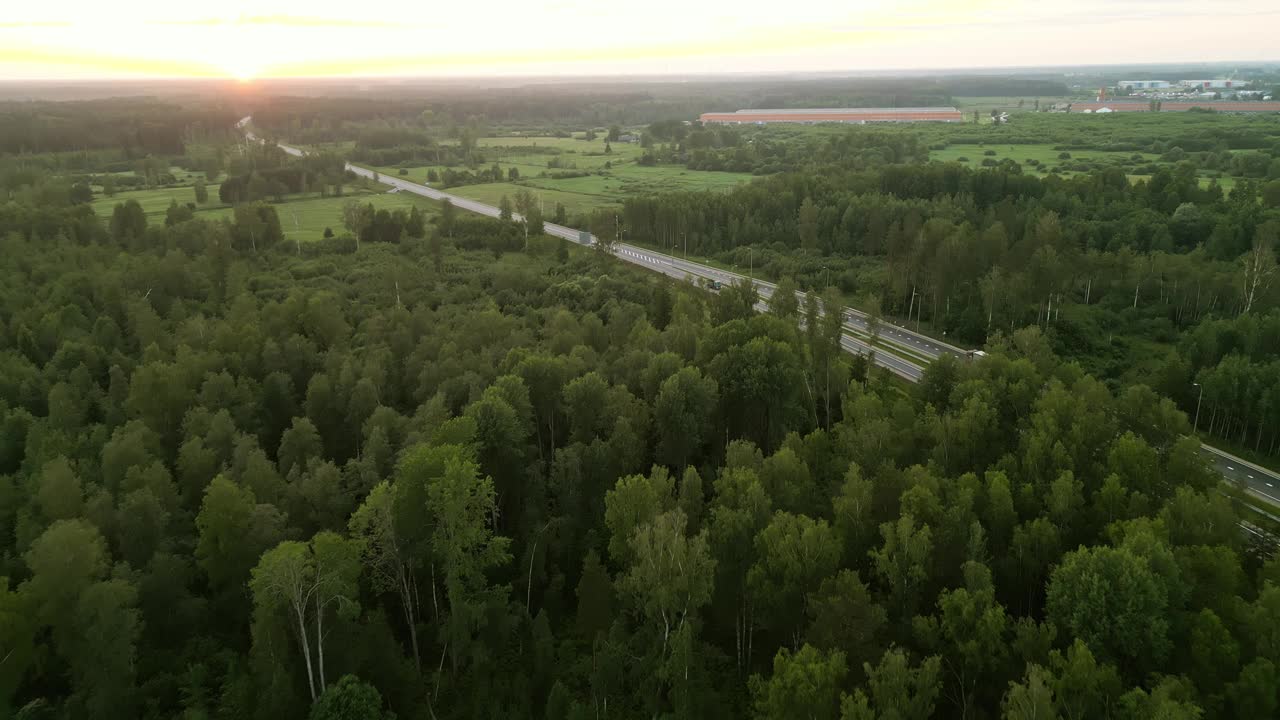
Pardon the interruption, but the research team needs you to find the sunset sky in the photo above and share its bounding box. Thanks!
[2,0,1278,80]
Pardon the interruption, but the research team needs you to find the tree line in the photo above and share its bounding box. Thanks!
[621,155,1279,453]
[1,162,1279,720]
[0,98,237,155]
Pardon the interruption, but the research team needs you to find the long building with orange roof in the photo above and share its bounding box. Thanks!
[699,107,964,125]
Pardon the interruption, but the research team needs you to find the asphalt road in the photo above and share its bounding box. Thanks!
[1201,445,1280,505]
[244,120,1280,492]
[244,120,927,381]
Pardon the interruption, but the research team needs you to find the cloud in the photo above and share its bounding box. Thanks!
[151,14,404,29]
[1,0,1277,79]
[0,44,224,77]
[0,21,71,28]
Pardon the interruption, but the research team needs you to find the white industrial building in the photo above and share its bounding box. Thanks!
[1181,79,1235,89]
[1118,80,1171,90]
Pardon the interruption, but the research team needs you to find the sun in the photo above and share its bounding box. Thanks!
[222,57,263,81]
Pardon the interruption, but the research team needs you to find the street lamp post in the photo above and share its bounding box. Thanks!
[1193,382,1204,434]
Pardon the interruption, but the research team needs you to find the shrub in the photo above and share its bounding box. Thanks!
[983,149,997,156]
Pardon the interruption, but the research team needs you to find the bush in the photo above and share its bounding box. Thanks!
[305,234,357,256]
[983,149,997,156]
[956,156,970,162]
[981,158,998,167]
[1058,151,1072,160]
[398,168,408,176]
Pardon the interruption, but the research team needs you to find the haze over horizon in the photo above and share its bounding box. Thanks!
[3,0,1278,81]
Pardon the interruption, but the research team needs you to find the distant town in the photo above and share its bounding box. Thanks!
[700,76,1278,125]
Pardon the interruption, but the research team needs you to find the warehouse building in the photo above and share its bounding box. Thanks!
[1118,80,1172,90]
[699,107,964,124]
[1181,79,1235,89]
[1069,101,1280,113]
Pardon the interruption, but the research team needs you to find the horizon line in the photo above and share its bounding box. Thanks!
[2,58,1278,85]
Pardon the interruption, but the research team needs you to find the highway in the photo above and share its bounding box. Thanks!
[1202,444,1280,506]
[241,118,1280,497]
[243,118,929,380]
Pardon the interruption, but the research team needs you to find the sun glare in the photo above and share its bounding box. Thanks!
[0,1,1277,79]
[222,58,262,81]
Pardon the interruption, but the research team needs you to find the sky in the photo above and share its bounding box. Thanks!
[1,0,1278,80]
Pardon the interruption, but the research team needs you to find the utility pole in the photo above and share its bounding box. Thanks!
[1193,382,1204,433]
[909,287,920,332]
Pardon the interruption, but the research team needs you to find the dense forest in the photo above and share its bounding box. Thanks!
[248,75,1071,143]
[619,121,1280,458]
[0,98,238,156]
[4,85,1280,719]
[4,140,1280,720]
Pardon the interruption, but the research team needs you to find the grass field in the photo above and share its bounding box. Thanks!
[91,185,219,220]
[90,183,442,243]
[360,134,754,216]
[929,142,1237,189]
[930,143,1162,171]
[951,96,1081,114]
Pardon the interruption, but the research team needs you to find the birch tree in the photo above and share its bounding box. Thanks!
[250,532,362,703]
[1242,222,1278,315]
[349,481,422,671]
[708,467,772,674]
[425,446,511,674]
[619,509,715,707]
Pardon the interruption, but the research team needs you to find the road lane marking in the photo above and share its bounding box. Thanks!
[1227,466,1235,471]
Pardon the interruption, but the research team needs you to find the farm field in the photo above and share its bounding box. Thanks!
[91,184,440,243]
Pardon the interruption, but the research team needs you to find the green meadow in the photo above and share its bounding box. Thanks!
[364,134,753,215]
[929,143,1164,173]
[91,184,440,243]
[929,143,1237,189]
